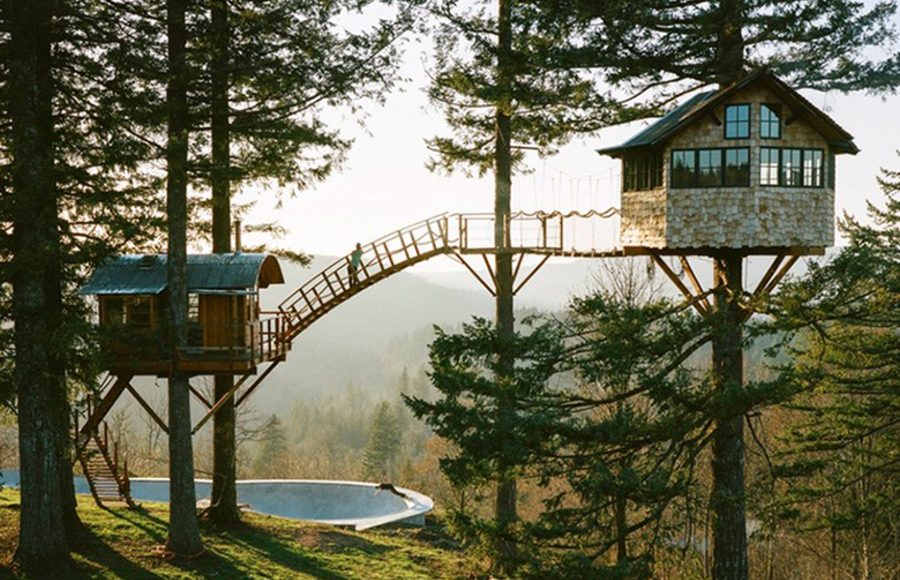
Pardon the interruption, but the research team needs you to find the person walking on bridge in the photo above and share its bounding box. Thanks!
[349,243,363,285]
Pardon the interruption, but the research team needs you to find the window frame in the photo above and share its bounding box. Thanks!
[759,147,826,188]
[759,103,781,140]
[622,151,664,192]
[723,147,751,187]
[670,147,750,188]
[724,104,751,140]
[670,149,698,188]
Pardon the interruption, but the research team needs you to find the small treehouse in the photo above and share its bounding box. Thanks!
[597,70,858,253]
[81,253,287,375]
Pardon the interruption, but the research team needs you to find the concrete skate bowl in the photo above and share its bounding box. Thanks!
[0,469,433,531]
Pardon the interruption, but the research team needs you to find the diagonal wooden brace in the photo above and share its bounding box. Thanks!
[513,254,551,295]
[191,372,253,434]
[125,382,168,434]
[80,375,133,437]
[650,253,709,317]
[235,360,282,408]
[679,256,713,313]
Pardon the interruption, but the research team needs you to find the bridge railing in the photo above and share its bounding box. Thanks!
[456,210,619,254]
[278,213,453,332]
[277,209,621,335]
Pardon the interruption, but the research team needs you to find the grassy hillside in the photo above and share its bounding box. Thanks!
[0,490,477,580]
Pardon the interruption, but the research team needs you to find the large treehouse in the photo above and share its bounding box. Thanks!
[597,70,858,254]
[81,253,287,375]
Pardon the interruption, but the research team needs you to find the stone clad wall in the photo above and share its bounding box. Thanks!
[621,84,836,250]
[621,188,666,247]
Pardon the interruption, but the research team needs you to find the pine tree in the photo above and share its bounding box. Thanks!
[5,0,75,569]
[254,415,289,477]
[764,162,900,578]
[363,402,402,482]
[538,4,900,578]
[201,0,405,524]
[165,0,204,554]
[421,0,639,564]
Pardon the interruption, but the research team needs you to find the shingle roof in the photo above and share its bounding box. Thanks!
[596,70,859,157]
[80,253,285,295]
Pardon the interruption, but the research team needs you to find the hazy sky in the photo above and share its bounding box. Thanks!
[236,19,900,271]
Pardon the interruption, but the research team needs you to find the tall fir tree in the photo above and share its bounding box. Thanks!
[166,0,204,554]
[537,3,900,578]
[199,0,405,524]
[765,162,900,578]
[363,402,403,482]
[5,0,75,569]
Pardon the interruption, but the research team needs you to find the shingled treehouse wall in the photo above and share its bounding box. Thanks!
[620,83,836,251]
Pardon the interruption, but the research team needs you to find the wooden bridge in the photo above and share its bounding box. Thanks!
[278,209,622,337]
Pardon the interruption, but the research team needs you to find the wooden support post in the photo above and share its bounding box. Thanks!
[235,361,282,407]
[80,375,133,437]
[513,255,551,295]
[192,372,253,434]
[650,254,708,317]
[371,243,385,271]
[399,231,411,260]
[383,242,395,267]
[125,382,169,434]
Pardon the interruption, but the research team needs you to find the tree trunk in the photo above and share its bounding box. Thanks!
[710,251,748,580]
[166,0,204,555]
[9,0,79,570]
[715,0,745,86]
[493,0,517,566]
[208,0,240,527]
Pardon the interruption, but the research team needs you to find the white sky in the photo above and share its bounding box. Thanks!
[236,23,900,271]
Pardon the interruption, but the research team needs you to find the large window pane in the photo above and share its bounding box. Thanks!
[781,148,803,186]
[671,150,696,188]
[760,104,781,139]
[725,104,750,139]
[760,148,779,185]
[803,149,824,187]
[698,149,723,186]
[724,148,750,186]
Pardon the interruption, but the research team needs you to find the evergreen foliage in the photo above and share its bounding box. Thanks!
[549,0,900,96]
[763,163,900,577]
[363,402,403,482]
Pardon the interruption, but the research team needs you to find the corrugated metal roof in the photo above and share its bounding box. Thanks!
[596,91,717,156]
[596,70,858,157]
[80,253,284,295]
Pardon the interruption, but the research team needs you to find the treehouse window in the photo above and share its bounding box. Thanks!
[125,297,152,328]
[102,297,125,325]
[724,104,750,139]
[671,150,696,188]
[760,147,825,187]
[698,150,722,187]
[760,104,781,139]
[622,152,663,191]
[188,294,202,347]
[724,148,751,186]
[670,148,750,188]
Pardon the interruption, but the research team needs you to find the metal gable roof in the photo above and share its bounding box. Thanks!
[80,253,285,295]
[596,70,859,158]
[596,90,717,156]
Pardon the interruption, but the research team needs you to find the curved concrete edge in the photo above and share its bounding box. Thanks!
[0,469,433,531]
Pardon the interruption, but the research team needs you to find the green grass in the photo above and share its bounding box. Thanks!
[0,489,480,579]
